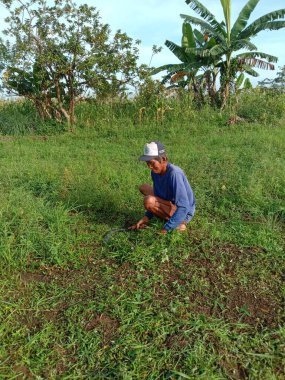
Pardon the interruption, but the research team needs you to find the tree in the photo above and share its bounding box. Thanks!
[258,66,285,92]
[152,22,221,105]
[181,0,285,107]
[0,0,142,125]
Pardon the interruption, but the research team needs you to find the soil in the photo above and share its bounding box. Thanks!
[13,365,34,380]
[156,243,283,328]
[84,313,120,344]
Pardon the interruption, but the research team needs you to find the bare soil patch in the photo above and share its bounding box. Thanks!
[84,313,119,344]
[20,271,51,284]
[157,244,283,328]
[13,365,34,380]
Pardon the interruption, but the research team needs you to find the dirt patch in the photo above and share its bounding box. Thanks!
[13,364,34,380]
[31,135,48,141]
[15,264,108,333]
[84,313,119,344]
[224,286,280,326]
[0,135,48,142]
[219,358,249,380]
[20,272,51,284]
[55,360,67,377]
[17,313,43,332]
[156,244,283,328]
[165,332,190,350]
[17,301,69,332]
[43,302,69,322]
[113,262,138,286]
[19,259,111,289]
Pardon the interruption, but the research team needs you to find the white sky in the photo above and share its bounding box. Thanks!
[1,0,285,85]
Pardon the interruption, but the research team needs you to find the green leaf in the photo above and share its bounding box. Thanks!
[180,14,226,43]
[165,40,189,62]
[237,51,278,63]
[186,47,211,57]
[185,0,225,35]
[193,29,205,45]
[236,73,244,89]
[220,0,231,35]
[231,0,260,38]
[151,63,187,75]
[240,65,259,77]
[244,78,252,88]
[182,22,195,49]
[239,10,285,39]
[206,36,217,49]
[232,39,257,51]
[186,44,225,58]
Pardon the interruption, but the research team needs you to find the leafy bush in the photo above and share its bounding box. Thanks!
[237,89,285,125]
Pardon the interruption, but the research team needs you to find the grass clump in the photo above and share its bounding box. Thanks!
[0,100,66,135]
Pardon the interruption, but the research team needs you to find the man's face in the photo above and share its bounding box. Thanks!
[146,159,165,174]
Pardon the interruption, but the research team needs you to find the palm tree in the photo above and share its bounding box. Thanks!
[181,0,285,107]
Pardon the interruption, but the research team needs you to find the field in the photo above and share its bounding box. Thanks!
[0,97,284,379]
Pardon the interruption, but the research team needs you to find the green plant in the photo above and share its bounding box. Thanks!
[153,22,220,106]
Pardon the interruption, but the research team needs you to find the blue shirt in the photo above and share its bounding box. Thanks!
[145,163,195,231]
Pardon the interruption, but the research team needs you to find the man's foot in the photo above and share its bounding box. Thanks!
[176,222,187,232]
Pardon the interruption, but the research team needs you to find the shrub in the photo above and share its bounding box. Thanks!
[237,89,285,125]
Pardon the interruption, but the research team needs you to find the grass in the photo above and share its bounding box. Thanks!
[0,99,284,379]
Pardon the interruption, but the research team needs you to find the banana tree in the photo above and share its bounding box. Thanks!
[152,22,220,103]
[181,0,285,107]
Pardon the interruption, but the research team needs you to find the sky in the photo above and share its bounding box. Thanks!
[1,0,285,85]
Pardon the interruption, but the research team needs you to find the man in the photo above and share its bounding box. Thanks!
[129,141,195,234]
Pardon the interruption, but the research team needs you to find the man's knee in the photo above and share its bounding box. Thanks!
[139,184,153,196]
[144,195,156,211]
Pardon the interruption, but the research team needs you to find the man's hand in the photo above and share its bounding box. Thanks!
[129,216,149,230]
[159,229,168,235]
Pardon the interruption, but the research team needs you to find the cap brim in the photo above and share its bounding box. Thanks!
[139,155,157,161]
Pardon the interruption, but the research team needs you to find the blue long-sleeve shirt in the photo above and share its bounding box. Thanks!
[145,163,195,231]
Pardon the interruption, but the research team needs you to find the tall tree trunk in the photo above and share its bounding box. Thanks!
[221,54,231,110]
[55,77,70,125]
[68,73,75,127]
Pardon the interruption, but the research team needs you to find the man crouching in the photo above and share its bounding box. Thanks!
[129,141,196,234]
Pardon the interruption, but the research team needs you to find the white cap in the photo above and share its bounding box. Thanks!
[139,141,166,161]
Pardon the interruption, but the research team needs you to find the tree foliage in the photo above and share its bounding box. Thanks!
[182,0,285,107]
[154,0,285,108]
[0,0,142,125]
[0,38,10,74]
[258,66,285,92]
[153,22,220,105]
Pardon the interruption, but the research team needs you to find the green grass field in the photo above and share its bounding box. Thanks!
[0,99,284,379]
